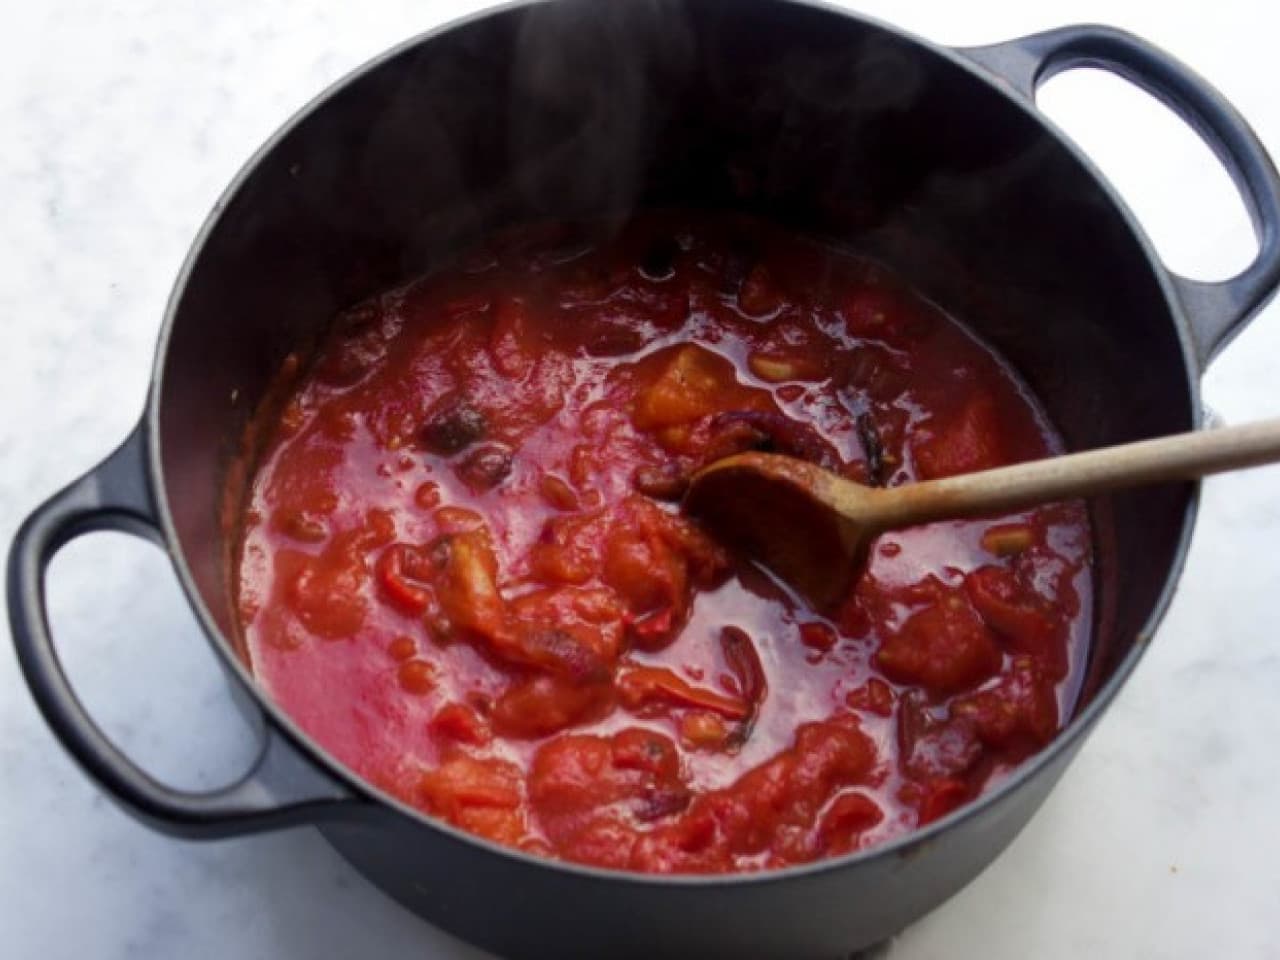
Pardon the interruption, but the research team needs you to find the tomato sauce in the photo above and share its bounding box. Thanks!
[234,215,1092,873]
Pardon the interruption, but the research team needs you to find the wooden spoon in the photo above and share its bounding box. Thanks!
[683,417,1280,608]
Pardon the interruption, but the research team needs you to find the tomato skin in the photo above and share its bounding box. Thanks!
[603,527,684,618]
[679,711,730,749]
[529,511,604,586]
[845,677,894,717]
[490,297,537,379]
[283,557,367,639]
[556,817,640,870]
[628,717,877,872]
[912,394,1007,480]
[816,792,884,856]
[966,565,1065,677]
[617,665,749,720]
[387,635,417,661]
[491,676,614,738]
[376,544,436,615]
[798,621,838,652]
[431,702,492,747]
[598,496,729,650]
[528,728,690,861]
[237,215,1093,874]
[397,659,437,695]
[952,656,1059,749]
[539,473,579,511]
[419,755,522,818]
[897,691,982,781]
[277,526,386,640]
[917,778,970,825]
[875,597,1002,695]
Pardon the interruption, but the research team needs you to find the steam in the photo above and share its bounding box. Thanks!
[510,0,694,228]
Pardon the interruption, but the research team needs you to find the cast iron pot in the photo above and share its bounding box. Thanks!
[10,2,1280,957]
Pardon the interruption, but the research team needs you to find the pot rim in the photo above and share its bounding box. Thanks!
[146,0,1202,888]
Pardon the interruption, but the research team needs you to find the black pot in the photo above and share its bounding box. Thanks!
[10,3,1280,958]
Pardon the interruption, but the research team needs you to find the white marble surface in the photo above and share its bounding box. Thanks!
[2,1,1279,957]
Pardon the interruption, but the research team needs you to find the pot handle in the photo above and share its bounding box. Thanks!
[959,25,1280,367]
[6,422,355,838]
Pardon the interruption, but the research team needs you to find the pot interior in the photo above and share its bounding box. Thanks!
[157,0,1194,722]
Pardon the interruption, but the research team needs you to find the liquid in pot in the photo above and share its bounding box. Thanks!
[234,215,1092,873]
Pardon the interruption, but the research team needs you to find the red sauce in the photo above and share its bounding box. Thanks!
[235,215,1092,873]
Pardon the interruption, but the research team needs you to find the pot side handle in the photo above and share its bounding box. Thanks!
[958,24,1280,368]
[6,422,355,838]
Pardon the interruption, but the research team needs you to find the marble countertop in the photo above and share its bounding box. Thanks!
[3,1,1278,957]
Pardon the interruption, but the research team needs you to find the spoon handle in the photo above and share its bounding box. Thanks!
[867,416,1280,528]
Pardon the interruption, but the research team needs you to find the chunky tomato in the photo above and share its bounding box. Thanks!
[875,595,1002,695]
[236,214,1093,874]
